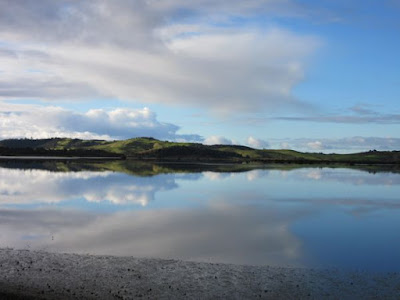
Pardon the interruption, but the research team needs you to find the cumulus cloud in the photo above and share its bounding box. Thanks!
[280,142,291,149]
[0,0,320,113]
[246,136,269,149]
[0,103,201,141]
[203,136,233,145]
[306,140,323,151]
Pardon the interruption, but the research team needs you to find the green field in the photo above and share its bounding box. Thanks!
[0,137,399,164]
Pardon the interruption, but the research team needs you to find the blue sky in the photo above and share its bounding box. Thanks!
[0,0,399,152]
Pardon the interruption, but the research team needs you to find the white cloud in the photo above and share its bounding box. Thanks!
[0,0,320,113]
[270,137,400,153]
[306,140,323,151]
[274,105,400,124]
[0,103,201,141]
[246,136,269,149]
[203,135,233,145]
[280,142,291,149]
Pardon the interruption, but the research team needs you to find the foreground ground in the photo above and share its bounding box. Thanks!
[0,249,399,299]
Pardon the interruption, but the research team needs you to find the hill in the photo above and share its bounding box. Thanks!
[0,137,399,164]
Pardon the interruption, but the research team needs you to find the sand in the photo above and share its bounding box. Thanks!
[0,248,399,299]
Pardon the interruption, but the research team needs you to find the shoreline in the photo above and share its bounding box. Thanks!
[0,156,400,167]
[0,156,122,160]
[1,137,399,165]
[0,249,399,299]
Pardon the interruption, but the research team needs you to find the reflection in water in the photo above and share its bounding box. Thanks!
[0,168,180,206]
[0,161,400,271]
[203,171,232,181]
[299,168,400,186]
[0,205,304,267]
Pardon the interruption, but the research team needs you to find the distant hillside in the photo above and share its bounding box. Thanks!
[0,138,108,149]
[0,137,399,164]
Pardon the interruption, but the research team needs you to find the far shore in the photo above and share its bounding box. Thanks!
[0,156,123,160]
[0,248,399,299]
[0,155,400,167]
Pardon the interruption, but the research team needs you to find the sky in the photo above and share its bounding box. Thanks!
[0,0,399,153]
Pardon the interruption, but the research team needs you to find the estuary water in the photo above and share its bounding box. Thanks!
[0,160,399,272]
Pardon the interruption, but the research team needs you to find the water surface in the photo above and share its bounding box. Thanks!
[0,161,399,271]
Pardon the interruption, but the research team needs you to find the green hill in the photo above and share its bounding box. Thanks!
[0,137,399,164]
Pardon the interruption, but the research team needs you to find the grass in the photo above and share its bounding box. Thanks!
[1,137,399,164]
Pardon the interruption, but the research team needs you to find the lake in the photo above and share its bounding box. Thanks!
[0,160,399,272]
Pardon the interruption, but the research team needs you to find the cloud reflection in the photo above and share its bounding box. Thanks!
[0,205,303,267]
[203,171,232,181]
[1,165,400,269]
[0,168,178,206]
[246,169,270,181]
[289,168,400,186]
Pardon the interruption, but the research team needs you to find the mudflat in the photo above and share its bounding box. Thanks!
[0,248,399,299]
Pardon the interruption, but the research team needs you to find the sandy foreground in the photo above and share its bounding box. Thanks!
[0,249,399,299]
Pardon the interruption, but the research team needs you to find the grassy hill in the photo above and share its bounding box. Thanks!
[0,137,399,164]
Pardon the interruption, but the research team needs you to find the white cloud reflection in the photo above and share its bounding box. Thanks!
[0,165,400,268]
[203,171,232,181]
[246,169,270,181]
[0,168,177,206]
[0,205,304,267]
[298,168,400,186]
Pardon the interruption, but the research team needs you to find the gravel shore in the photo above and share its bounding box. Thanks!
[0,248,399,299]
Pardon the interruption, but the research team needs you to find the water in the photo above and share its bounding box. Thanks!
[0,160,399,272]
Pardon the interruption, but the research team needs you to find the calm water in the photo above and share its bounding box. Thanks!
[0,161,399,272]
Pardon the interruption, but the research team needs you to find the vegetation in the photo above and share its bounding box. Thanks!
[0,159,399,177]
[0,146,122,158]
[0,137,399,165]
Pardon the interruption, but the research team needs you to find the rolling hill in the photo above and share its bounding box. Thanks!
[0,137,399,164]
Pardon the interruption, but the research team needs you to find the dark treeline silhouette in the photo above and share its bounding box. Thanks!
[137,145,243,161]
[0,147,124,158]
[0,138,105,149]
